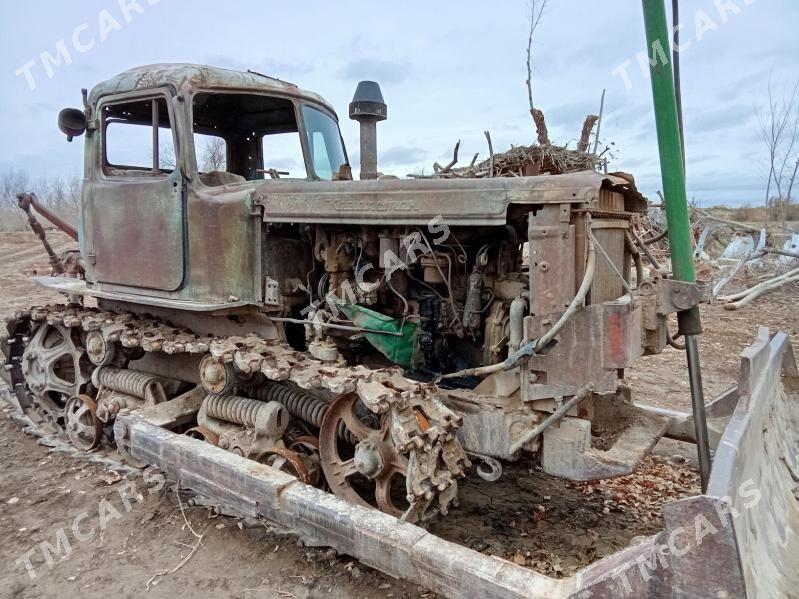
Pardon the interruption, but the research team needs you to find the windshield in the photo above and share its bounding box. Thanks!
[302,105,347,180]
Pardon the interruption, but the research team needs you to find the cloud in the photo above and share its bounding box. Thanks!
[24,101,60,115]
[545,100,598,129]
[714,69,771,101]
[379,145,427,166]
[338,58,410,85]
[269,157,300,171]
[688,152,721,165]
[616,156,655,172]
[688,103,754,133]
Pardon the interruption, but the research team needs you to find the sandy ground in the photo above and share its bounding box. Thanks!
[0,229,797,598]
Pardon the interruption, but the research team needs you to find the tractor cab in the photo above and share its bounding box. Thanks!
[56,64,349,298]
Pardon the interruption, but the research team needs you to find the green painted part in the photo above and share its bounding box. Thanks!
[338,304,419,368]
[641,0,696,285]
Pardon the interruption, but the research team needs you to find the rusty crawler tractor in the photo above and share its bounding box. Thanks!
[3,64,798,597]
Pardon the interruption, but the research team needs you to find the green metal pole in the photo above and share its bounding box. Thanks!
[641,0,711,490]
[642,0,694,286]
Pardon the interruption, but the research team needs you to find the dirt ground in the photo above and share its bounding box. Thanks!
[0,230,797,598]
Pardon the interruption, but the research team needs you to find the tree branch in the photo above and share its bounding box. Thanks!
[525,0,549,144]
[577,115,599,153]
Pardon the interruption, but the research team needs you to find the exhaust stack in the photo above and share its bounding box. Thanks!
[349,81,386,180]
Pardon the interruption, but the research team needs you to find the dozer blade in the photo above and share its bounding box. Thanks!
[110,327,798,598]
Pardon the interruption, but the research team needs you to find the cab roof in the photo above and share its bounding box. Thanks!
[88,63,336,115]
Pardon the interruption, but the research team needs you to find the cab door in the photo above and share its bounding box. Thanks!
[82,91,185,291]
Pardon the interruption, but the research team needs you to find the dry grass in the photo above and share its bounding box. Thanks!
[707,201,799,223]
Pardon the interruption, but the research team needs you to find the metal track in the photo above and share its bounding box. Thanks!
[3,304,469,518]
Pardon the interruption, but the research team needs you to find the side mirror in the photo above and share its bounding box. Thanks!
[58,108,86,142]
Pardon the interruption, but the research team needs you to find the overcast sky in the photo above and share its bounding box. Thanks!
[1,0,796,206]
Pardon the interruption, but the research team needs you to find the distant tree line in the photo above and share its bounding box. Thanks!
[0,171,81,232]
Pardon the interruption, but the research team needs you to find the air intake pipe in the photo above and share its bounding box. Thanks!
[349,81,387,180]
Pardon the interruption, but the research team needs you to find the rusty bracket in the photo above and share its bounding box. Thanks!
[17,191,79,241]
[16,192,66,275]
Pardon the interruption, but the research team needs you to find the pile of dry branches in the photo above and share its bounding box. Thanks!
[412,138,597,180]
[465,143,597,177]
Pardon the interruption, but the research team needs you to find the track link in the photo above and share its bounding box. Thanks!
[3,304,470,520]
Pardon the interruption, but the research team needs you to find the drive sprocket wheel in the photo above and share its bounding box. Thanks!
[20,321,91,424]
[319,394,409,518]
[64,394,103,450]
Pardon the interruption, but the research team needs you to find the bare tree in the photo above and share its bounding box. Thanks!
[200,137,226,172]
[66,175,82,212]
[0,170,30,231]
[0,170,85,232]
[158,141,176,170]
[525,0,550,145]
[756,76,799,217]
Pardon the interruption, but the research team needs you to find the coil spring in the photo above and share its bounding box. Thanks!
[94,367,160,400]
[204,393,269,428]
[256,382,356,443]
[256,382,328,427]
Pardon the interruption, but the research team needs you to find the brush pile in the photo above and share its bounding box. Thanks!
[461,144,596,178]
[412,140,598,180]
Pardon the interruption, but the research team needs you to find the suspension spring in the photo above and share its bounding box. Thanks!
[205,393,273,428]
[256,382,357,443]
[92,367,165,402]
[256,382,328,427]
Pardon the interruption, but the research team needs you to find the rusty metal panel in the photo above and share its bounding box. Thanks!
[88,64,336,118]
[184,185,262,304]
[528,204,576,316]
[524,301,641,400]
[589,219,629,303]
[705,328,799,598]
[84,170,185,291]
[660,496,748,598]
[597,188,625,212]
[253,171,645,226]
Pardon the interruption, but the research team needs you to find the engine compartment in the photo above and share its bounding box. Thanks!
[264,219,530,383]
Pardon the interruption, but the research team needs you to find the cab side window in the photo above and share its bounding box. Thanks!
[192,93,307,184]
[103,97,175,176]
